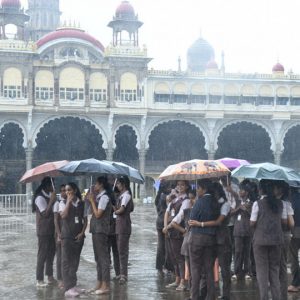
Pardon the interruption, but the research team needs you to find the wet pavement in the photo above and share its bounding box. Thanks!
[1,204,300,300]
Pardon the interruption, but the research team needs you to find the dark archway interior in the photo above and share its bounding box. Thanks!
[215,122,274,163]
[0,123,26,193]
[34,117,106,163]
[282,125,300,169]
[113,125,139,167]
[146,121,208,169]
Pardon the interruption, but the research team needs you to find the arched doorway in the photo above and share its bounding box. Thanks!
[146,120,208,173]
[282,125,300,169]
[34,117,106,162]
[0,123,26,193]
[215,122,274,163]
[113,125,139,168]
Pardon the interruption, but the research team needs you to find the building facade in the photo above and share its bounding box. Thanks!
[0,0,300,196]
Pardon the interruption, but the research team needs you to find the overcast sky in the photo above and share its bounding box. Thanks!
[22,0,300,73]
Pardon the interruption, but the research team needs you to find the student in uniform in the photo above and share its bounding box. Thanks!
[59,182,87,298]
[163,180,190,291]
[250,180,286,300]
[273,181,294,300]
[88,176,112,295]
[114,176,134,285]
[53,184,67,289]
[199,182,232,300]
[32,177,57,288]
[231,183,253,280]
[155,181,171,276]
[188,179,219,300]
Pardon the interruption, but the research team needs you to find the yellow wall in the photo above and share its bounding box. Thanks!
[59,67,84,88]
[120,72,137,90]
[35,70,54,87]
[90,72,107,89]
[3,68,22,86]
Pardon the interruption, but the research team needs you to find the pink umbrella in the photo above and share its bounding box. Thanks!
[19,160,69,183]
[217,158,250,170]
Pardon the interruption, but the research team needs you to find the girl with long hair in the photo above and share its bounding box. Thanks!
[59,182,87,297]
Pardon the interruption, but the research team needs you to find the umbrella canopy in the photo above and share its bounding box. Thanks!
[232,162,300,187]
[58,158,119,176]
[159,159,230,181]
[217,157,250,170]
[19,160,69,183]
[103,161,144,184]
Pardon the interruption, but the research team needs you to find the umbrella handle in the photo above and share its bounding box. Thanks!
[50,177,55,191]
[113,178,117,191]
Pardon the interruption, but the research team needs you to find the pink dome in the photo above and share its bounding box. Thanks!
[37,28,104,51]
[272,62,284,72]
[1,0,20,7]
[116,1,135,18]
[206,60,218,69]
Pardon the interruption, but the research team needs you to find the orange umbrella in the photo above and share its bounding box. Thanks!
[159,159,230,181]
[19,160,69,183]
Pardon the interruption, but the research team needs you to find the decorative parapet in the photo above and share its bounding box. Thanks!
[0,39,36,52]
[105,44,147,57]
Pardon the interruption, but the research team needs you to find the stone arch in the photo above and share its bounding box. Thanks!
[224,83,239,96]
[173,82,188,94]
[146,120,209,167]
[214,121,275,163]
[146,118,210,150]
[34,116,107,162]
[154,82,171,94]
[0,120,28,148]
[281,123,300,168]
[241,84,256,96]
[32,115,108,149]
[59,67,85,88]
[259,84,274,96]
[113,125,139,165]
[276,86,289,97]
[113,123,141,150]
[191,83,206,95]
[214,120,276,152]
[120,72,137,90]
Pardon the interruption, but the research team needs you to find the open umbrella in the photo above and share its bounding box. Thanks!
[232,162,300,187]
[217,157,250,170]
[19,160,69,183]
[159,159,230,181]
[58,158,119,176]
[103,161,144,184]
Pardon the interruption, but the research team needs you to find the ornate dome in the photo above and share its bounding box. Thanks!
[1,0,20,7]
[187,37,215,72]
[116,1,135,19]
[272,62,284,72]
[206,60,218,69]
[37,28,104,51]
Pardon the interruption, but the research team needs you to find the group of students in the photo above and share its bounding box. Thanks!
[155,177,297,300]
[32,175,134,297]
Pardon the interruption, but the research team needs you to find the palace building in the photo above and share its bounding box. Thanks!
[1,0,300,196]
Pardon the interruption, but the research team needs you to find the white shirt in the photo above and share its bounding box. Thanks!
[119,191,131,207]
[96,190,109,210]
[59,198,80,212]
[35,190,51,213]
[53,195,66,213]
[171,199,191,224]
[166,194,188,213]
[220,202,231,216]
[250,199,289,222]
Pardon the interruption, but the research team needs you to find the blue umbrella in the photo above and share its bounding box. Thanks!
[232,162,300,187]
[103,161,144,184]
[58,158,119,176]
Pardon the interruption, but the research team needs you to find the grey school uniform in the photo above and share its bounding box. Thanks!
[35,192,56,282]
[251,197,283,300]
[60,199,86,291]
[90,191,112,283]
[115,191,134,278]
[233,198,252,278]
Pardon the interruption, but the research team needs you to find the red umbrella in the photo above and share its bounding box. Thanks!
[19,160,69,183]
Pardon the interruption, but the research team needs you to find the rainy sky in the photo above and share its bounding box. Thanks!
[21,0,300,73]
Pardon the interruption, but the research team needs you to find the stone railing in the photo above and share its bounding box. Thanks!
[0,39,36,52]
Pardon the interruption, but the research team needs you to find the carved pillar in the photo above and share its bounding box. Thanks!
[105,147,114,161]
[85,79,90,107]
[208,150,216,160]
[139,148,147,199]
[274,147,282,165]
[25,145,33,200]
[54,75,59,106]
[28,73,34,106]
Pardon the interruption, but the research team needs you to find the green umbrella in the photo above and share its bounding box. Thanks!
[231,162,300,187]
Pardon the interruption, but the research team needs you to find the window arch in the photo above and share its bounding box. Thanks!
[89,72,107,102]
[59,67,85,102]
[35,70,54,101]
[3,68,22,99]
[120,72,138,102]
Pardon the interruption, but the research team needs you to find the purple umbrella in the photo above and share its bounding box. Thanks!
[217,157,250,170]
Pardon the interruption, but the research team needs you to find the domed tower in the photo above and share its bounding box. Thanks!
[187,37,215,72]
[108,1,143,46]
[0,0,29,40]
[26,0,61,41]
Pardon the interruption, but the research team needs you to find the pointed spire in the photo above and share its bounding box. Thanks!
[178,56,182,72]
